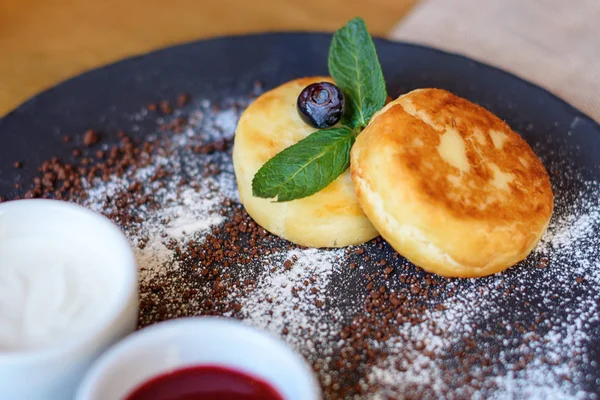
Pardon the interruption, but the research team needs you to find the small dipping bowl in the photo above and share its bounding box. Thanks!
[0,199,138,399]
[76,317,322,400]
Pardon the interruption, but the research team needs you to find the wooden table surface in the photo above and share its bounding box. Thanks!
[0,0,417,116]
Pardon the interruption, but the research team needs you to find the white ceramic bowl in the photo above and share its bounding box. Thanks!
[0,199,138,400]
[76,317,321,400]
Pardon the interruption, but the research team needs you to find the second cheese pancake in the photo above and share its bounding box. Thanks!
[351,89,554,277]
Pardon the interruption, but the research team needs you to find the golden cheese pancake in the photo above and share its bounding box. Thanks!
[351,89,553,277]
[233,77,379,248]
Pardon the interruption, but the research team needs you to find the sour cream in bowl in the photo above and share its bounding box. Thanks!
[0,199,138,400]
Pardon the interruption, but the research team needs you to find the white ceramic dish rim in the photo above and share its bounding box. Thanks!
[0,199,138,364]
[76,316,322,400]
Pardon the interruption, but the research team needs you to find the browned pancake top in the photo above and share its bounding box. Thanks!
[372,89,553,222]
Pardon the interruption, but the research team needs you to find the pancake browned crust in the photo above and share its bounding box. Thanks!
[351,89,554,277]
[233,77,379,248]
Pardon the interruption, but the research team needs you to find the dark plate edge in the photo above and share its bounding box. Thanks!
[1,32,598,133]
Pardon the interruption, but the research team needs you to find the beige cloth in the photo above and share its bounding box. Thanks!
[389,0,600,123]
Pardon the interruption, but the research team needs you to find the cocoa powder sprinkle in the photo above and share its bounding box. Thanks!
[4,91,600,400]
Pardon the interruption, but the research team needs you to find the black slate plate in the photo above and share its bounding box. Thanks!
[1,34,599,398]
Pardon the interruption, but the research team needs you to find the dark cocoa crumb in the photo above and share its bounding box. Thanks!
[537,257,550,269]
[159,100,172,115]
[83,129,99,146]
[177,93,190,108]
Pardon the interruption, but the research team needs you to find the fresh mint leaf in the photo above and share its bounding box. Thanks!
[252,127,354,202]
[250,18,388,202]
[328,17,387,129]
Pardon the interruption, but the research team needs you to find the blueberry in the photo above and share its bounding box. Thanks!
[297,82,345,129]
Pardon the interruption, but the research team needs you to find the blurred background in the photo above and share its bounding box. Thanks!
[0,0,417,116]
[3,0,598,121]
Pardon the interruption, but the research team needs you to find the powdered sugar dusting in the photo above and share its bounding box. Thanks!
[237,248,346,356]
[65,95,600,399]
[82,152,231,284]
[361,150,600,398]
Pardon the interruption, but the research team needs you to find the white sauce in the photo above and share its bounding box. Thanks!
[0,236,113,352]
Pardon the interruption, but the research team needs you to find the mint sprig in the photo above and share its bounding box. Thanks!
[251,17,386,202]
[252,127,354,202]
[329,17,387,129]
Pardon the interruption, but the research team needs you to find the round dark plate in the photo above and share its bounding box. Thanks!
[1,33,599,398]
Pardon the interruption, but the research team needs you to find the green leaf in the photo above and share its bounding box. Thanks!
[328,17,387,129]
[252,127,354,202]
